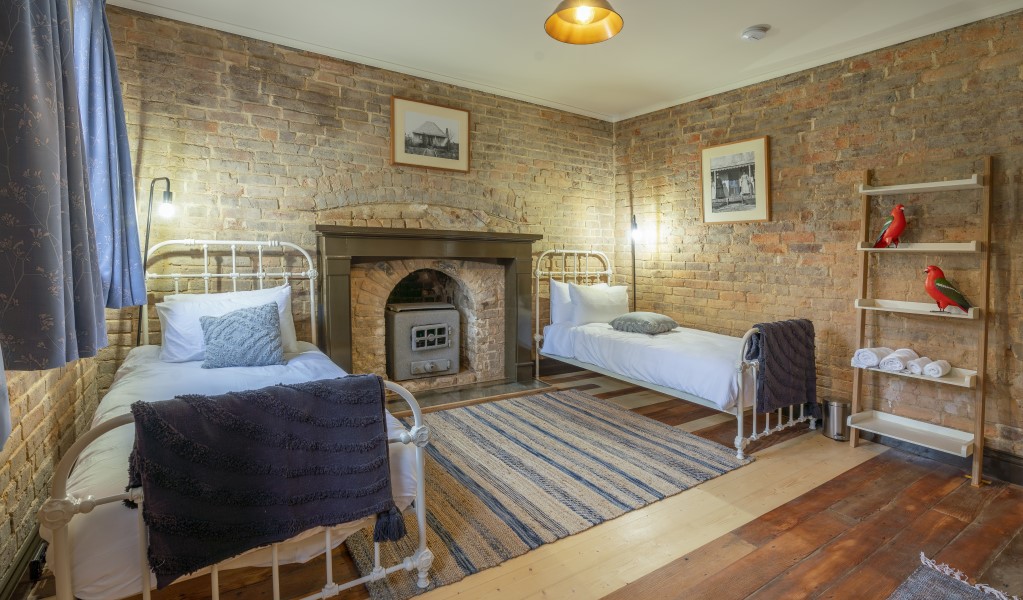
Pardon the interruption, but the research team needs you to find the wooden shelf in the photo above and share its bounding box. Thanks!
[852,157,991,485]
[855,298,979,320]
[857,365,977,389]
[848,410,974,457]
[856,241,981,253]
[859,174,983,195]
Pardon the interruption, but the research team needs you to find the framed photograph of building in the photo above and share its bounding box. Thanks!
[700,136,771,224]
[391,97,470,173]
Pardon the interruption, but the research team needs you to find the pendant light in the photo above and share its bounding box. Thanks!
[544,0,624,45]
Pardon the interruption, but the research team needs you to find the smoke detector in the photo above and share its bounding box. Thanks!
[740,25,770,41]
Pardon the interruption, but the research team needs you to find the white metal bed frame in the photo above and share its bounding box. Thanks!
[534,249,816,459]
[39,239,434,600]
[139,238,320,346]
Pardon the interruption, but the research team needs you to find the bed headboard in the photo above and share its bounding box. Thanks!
[141,239,318,346]
[533,249,613,362]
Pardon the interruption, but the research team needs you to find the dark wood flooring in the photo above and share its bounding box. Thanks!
[603,451,1023,599]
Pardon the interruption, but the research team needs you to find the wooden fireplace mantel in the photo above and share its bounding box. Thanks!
[314,225,543,384]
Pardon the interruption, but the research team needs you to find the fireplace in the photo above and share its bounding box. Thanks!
[385,269,462,381]
[385,302,459,381]
[315,226,542,389]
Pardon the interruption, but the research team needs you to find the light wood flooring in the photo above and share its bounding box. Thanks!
[23,368,1023,600]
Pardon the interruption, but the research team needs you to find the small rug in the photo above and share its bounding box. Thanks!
[346,389,750,600]
[888,553,1021,600]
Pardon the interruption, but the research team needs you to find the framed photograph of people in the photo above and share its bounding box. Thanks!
[700,136,771,224]
[391,97,470,173]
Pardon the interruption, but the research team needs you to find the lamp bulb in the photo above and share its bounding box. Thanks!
[573,6,595,24]
[158,201,176,219]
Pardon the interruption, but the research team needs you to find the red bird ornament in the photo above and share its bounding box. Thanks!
[924,265,972,314]
[873,203,907,248]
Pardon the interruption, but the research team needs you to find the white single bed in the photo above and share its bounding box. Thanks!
[534,249,815,458]
[39,240,433,600]
[543,322,754,411]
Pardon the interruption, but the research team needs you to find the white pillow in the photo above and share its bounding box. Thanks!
[163,285,298,352]
[550,279,607,324]
[156,285,298,362]
[568,283,629,326]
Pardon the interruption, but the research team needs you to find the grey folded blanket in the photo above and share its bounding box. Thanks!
[127,374,406,588]
[744,319,820,418]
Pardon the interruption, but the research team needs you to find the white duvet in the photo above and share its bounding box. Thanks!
[542,322,754,411]
[43,343,417,600]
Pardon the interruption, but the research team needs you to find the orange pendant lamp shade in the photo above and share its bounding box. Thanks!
[544,0,624,45]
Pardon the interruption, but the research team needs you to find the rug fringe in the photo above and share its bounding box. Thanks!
[918,552,1020,600]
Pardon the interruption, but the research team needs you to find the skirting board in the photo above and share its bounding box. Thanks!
[0,527,41,600]
[858,431,1023,485]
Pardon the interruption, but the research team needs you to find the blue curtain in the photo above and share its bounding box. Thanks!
[0,0,108,370]
[73,0,146,308]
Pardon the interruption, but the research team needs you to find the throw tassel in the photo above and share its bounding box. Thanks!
[123,447,141,508]
[806,401,822,421]
[373,506,406,542]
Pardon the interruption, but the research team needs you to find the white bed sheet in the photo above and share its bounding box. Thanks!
[44,342,417,600]
[543,322,754,411]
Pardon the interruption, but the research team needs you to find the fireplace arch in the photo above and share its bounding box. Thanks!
[350,258,504,393]
[316,226,543,390]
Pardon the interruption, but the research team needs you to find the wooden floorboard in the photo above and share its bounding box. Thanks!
[983,528,1023,594]
[600,533,757,600]
[818,511,969,599]
[730,451,906,548]
[746,463,968,599]
[631,399,719,426]
[590,385,647,399]
[934,485,1023,576]
[680,511,852,600]
[26,366,1022,600]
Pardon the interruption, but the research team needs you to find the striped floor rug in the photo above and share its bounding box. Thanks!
[346,389,750,600]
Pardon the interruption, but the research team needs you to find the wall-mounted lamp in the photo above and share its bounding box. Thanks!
[629,214,638,311]
[545,0,623,45]
[137,177,174,345]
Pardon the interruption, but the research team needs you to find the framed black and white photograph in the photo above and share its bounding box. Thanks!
[700,136,771,224]
[391,97,470,173]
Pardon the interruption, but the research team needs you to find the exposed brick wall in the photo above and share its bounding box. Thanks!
[108,10,612,248]
[614,11,1023,456]
[0,361,98,574]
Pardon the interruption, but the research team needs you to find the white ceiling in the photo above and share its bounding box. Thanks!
[108,0,1023,122]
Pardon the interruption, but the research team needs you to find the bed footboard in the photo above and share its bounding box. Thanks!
[38,381,432,600]
[734,328,817,460]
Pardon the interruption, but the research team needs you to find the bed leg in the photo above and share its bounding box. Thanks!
[415,548,434,589]
[734,407,745,460]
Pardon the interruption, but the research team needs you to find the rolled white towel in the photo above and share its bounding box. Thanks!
[852,347,895,369]
[879,348,920,372]
[908,357,933,375]
[924,359,952,378]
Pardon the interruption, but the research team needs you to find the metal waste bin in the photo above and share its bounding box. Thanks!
[823,400,851,441]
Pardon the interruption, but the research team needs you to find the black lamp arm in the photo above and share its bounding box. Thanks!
[137,177,170,346]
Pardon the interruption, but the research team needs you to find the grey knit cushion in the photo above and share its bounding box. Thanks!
[200,302,287,369]
[610,312,679,335]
